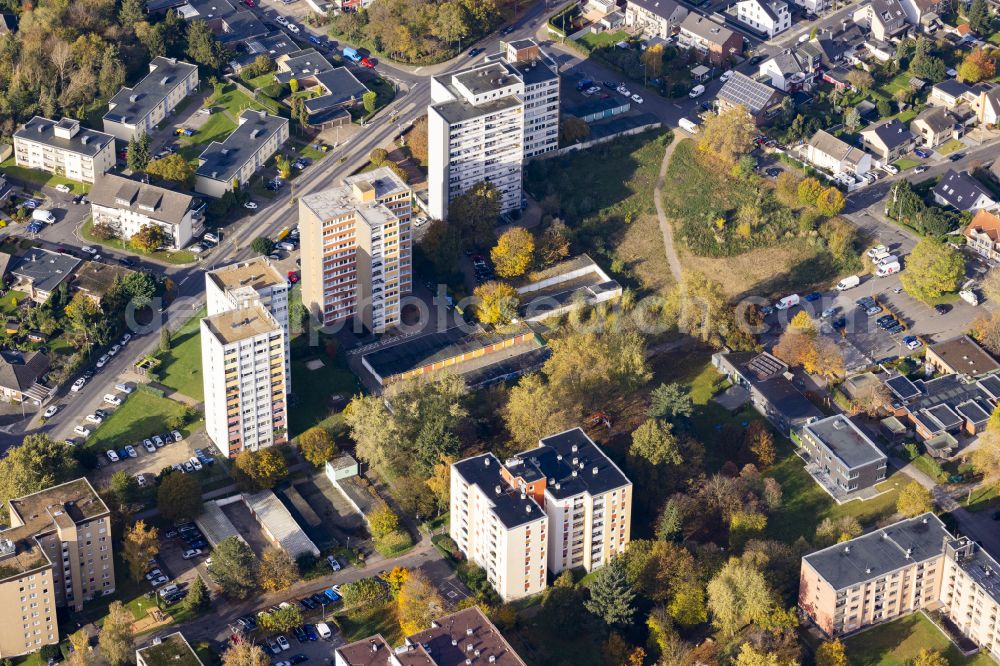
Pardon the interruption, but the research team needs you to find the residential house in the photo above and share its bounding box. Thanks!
[789,0,829,15]
[805,129,873,175]
[965,209,1000,262]
[194,110,288,198]
[796,414,888,500]
[233,33,299,73]
[910,106,961,147]
[88,174,197,250]
[72,262,138,304]
[926,335,1000,376]
[10,248,81,304]
[735,0,791,37]
[758,48,821,92]
[899,0,945,30]
[712,351,824,435]
[971,84,1000,126]
[822,65,856,90]
[929,79,976,108]
[884,371,999,442]
[102,57,199,141]
[932,169,997,212]
[716,72,785,125]
[0,350,49,403]
[677,14,742,65]
[623,0,689,39]
[860,118,915,161]
[303,68,370,127]
[13,117,115,184]
[852,0,908,40]
[177,0,268,44]
[812,22,867,66]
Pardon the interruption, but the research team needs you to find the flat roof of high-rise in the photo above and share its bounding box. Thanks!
[511,428,631,500]
[202,303,280,345]
[342,167,409,200]
[207,257,285,294]
[453,454,545,530]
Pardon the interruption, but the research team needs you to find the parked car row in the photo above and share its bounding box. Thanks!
[105,428,183,463]
[69,334,133,393]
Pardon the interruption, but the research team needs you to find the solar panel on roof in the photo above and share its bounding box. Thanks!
[720,73,776,114]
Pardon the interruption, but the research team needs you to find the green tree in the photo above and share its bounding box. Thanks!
[160,327,172,353]
[816,187,846,216]
[629,419,682,466]
[208,536,259,599]
[119,0,146,29]
[647,383,693,420]
[504,372,576,450]
[656,498,684,541]
[131,224,168,253]
[398,570,445,635]
[298,427,337,467]
[816,639,848,666]
[341,578,388,607]
[145,153,196,185]
[109,471,139,509]
[432,1,471,45]
[584,556,635,627]
[251,237,275,256]
[369,148,389,166]
[798,177,825,206]
[186,20,231,70]
[490,227,535,278]
[363,91,378,115]
[157,472,203,522]
[912,649,948,666]
[259,547,299,591]
[896,480,934,517]
[98,602,134,666]
[369,505,400,539]
[447,181,501,248]
[670,578,708,627]
[844,106,861,132]
[967,0,990,34]
[697,105,757,163]
[259,605,302,633]
[900,238,965,302]
[706,558,776,637]
[233,448,288,491]
[0,435,79,516]
[127,132,151,172]
[184,575,210,612]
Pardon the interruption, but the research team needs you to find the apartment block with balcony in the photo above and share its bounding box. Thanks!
[428,39,559,221]
[103,57,199,141]
[450,428,632,601]
[299,167,412,333]
[88,174,196,251]
[0,478,114,658]
[206,257,291,389]
[200,304,287,458]
[796,414,888,501]
[195,110,289,198]
[13,117,115,184]
[800,512,1000,661]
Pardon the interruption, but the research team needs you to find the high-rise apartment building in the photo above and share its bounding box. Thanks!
[201,303,287,457]
[800,512,1000,660]
[450,428,632,601]
[427,39,559,221]
[299,167,412,333]
[0,478,114,657]
[206,257,290,388]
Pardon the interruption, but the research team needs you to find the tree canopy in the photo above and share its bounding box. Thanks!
[900,238,965,302]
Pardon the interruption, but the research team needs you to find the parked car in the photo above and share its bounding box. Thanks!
[914,165,929,173]
[71,377,87,392]
[86,413,104,425]
[74,425,92,437]
[172,430,183,442]
[149,575,169,586]
[43,405,59,418]
[327,555,341,571]
[104,394,122,406]
[244,201,258,210]
[125,445,137,458]
[914,148,930,159]
[143,439,156,453]
[96,354,110,368]
[689,84,705,98]
[152,434,165,447]
[182,549,203,559]
[277,636,291,652]
[719,70,733,82]
[55,184,71,193]
[115,383,133,394]
[631,93,644,104]
[106,450,119,462]
[303,625,318,641]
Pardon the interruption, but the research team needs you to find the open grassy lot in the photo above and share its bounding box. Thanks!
[288,338,358,437]
[845,612,994,666]
[894,158,921,171]
[334,603,403,645]
[156,308,207,401]
[85,389,194,452]
[523,129,673,293]
[0,158,91,194]
[577,29,628,50]
[937,138,965,155]
[0,290,27,316]
[81,217,198,265]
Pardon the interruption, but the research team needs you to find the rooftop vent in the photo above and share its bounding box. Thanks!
[484,457,490,467]
[905,548,913,559]
[495,485,501,495]
[370,641,378,654]
[865,567,872,574]
[572,457,579,466]
[571,444,578,453]
[129,94,140,103]
[555,483,561,490]
[489,658,497,664]
[160,76,171,86]
[592,466,599,475]
[844,545,851,553]
[451,640,457,647]
[431,621,440,628]
[467,628,474,637]
[466,643,473,652]
[525,505,531,513]
[0,538,15,558]
[572,470,578,478]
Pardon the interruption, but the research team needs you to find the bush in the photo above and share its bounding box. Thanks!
[374,529,413,557]
[40,645,61,662]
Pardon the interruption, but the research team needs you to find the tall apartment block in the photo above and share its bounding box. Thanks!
[0,478,114,657]
[800,512,1000,660]
[206,257,290,389]
[299,167,412,333]
[450,428,632,601]
[201,303,287,457]
[427,39,559,221]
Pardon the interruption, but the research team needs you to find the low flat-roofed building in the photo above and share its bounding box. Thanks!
[72,261,138,303]
[242,489,320,558]
[883,371,998,440]
[103,57,199,141]
[136,633,203,666]
[13,117,115,184]
[88,174,196,250]
[11,248,82,304]
[304,68,370,126]
[195,110,288,197]
[515,255,622,321]
[926,335,1000,376]
[797,414,887,500]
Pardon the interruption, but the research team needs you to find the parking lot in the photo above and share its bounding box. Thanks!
[92,429,218,482]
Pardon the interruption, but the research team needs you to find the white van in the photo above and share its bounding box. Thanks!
[678,117,700,134]
[871,249,891,263]
[877,254,899,266]
[774,294,800,310]
[876,260,901,277]
[32,209,56,224]
[316,623,332,640]
[836,275,860,291]
[689,84,705,98]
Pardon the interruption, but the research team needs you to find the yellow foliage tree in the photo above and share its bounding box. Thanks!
[896,480,934,517]
[397,570,444,635]
[473,281,519,325]
[698,105,757,163]
[490,227,535,278]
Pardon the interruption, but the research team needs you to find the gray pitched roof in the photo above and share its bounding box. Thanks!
[0,350,48,392]
[678,13,735,45]
[88,174,194,226]
[195,110,287,183]
[628,0,686,20]
[912,105,956,134]
[808,129,869,167]
[304,67,370,115]
[14,117,114,157]
[862,118,914,150]
[933,78,973,99]
[104,57,198,126]
[870,0,905,22]
[11,248,81,295]
[933,169,995,210]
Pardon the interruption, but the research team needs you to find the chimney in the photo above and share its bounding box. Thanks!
[495,485,501,495]
[466,628,474,637]
[484,457,490,467]
[592,466,599,475]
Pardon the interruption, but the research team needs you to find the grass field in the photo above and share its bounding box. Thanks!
[937,138,965,156]
[0,158,91,194]
[156,308,207,401]
[845,613,994,666]
[85,390,193,452]
[0,290,27,316]
[334,603,403,645]
[81,217,198,265]
[577,29,628,51]
[288,343,358,437]
[894,158,921,171]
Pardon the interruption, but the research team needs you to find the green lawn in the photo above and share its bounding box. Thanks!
[288,343,358,437]
[577,29,628,50]
[0,158,91,194]
[85,389,194,452]
[894,108,920,124]
[156,307,207,400]
[879,71,916,97]
[177,112,237,162]
[334,603,403,645]
[937,139,965,155]
[0,290,27,317]
[845,613,995,666]
[963,483,1000,512]
[894,158,921,171]
[81,217,198,265]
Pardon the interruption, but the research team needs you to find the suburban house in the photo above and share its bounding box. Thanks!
[932,169,997,212]
[898,0,945,29]
[303,68,370,126]
[274,48,334,84]
[72,262,139,303]
[926,335,1000,376]
[716,72,785,125]
[676,14,742,65]
[977,86,1000,126]
[233,33,299,73]
[0,350,50,404]
[734,0,791,37]
[852,0,908,40]
[910,106,961,147]
[805,129,873,176]
[177,0,268,44]
[88,174,197,250]
[195,109,289,197]
[788,0,829,15]
[10,248,81,304]
[102,57,199,141]
[712,351,824,436]
[796,414,888,500]
[812,22,868,66]
[859,118,915,161]
[929,79,977,108]
[884,371,999,445]
[623,0,689,39]
[758,48,821,92]
[966,209,1000,262]
[13,117,115,184]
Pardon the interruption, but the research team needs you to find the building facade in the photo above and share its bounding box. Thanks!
[195,110,289,198]
[200,304,287,458]
[797,414,888,497]
[735,0,791,37]
[450,428,631,601]
[0,478,114,657]
[965,210,1000,262]
[13,117,115,184]
[103,57,199,141]
[88,174,196,250]
[623,0,689,38]
[677,14,742,65]
[427,39,558,221]
[299,167,412,333]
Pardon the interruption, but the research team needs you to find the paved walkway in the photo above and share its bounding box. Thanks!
[653,130,688,282]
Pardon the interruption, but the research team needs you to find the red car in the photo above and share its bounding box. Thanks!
[243,0,255,6]
[360,56,375,68]
[287,271,299,284]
